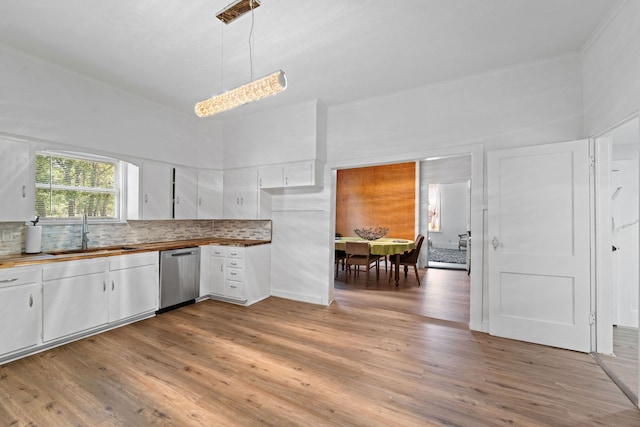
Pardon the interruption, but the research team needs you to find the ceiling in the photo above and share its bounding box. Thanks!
[0,0,618,119]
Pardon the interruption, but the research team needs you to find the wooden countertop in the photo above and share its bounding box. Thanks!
[0,238,270,269]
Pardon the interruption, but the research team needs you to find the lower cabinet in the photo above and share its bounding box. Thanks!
[42,258,109,342]
[108,252,159,323]
[0,267,41,358]
[41,253,159,344]
[200,244,270,305]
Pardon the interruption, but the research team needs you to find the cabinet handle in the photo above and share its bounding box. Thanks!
[22,185,26,198]
[0,278,18,283]
[112,280,115,291]
[259,178,263,187]
[103,281,106,292]
[230,272,237,277]
[240,197,244,205]
[236,197,240,205]
[144,194,148,204]
[199,197,202,206]
[176,196,180,205]
[220,264,223,272]
[230,285,237,289]
[285,176,288,186]
[29,294,33,307]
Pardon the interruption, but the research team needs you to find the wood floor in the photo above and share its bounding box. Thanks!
[1,268,640,426]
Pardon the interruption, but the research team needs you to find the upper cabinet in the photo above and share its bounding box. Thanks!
[137,164,223,220]
[173,167,198,219]
[258,160,323,190]
[140,162,173,220]
[223,168,260,219]
[0,138,34,221]
[197,169,223,219]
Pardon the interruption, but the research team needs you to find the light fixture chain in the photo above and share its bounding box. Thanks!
[249,0,255,82]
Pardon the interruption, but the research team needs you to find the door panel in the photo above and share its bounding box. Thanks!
[488,139,592,352]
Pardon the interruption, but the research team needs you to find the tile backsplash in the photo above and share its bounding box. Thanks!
[0,219,271,255]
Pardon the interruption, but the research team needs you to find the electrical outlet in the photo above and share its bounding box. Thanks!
[1,230,13,242]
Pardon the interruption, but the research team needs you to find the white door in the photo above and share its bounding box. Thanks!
[488,139,592,352]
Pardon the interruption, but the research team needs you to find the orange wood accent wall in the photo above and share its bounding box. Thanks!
[336,163,415,240]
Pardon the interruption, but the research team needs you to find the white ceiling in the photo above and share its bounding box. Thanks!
[0,0,618,119]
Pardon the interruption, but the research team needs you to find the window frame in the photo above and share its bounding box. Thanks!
[35,150,127,224]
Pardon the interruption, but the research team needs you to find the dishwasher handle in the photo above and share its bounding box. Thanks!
[171,251,196,257]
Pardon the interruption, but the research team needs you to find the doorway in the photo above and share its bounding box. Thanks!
[595,116,640,404]
[419,156,471,272]
[333,154,473,325]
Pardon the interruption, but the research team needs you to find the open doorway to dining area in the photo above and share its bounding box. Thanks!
[333,159,471,325]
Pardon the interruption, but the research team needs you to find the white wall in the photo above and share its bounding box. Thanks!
[0,43,223,169]
[223,99,323,169]
[328,54,583,168]
[583,0,640,136]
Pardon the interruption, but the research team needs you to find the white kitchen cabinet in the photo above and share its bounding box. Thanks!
[108,252,159,323]
[140,162,172,220]
[201,244,270,305]
[42,258,109,342]
[200,245,225,297]
[0,267,41,358]
[174,167,198,219]
[197,169,223,219]
[0,138,34,221]
[223,168,259,219]
[258,161,322,189]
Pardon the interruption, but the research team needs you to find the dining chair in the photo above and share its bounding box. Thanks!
[389,234,425,286]
[345,241,381,283]
[335,249,347,278]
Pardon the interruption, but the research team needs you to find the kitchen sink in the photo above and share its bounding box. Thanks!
[47,246,139,256]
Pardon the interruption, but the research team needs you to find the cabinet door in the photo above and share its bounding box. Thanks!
[223,168,259,219]
[0,138,34,221]
[0,283,40,356]
[109,264,158,322]
[174,167,198,219]
[43,272,109,342]
[283,162,315,187]
[208,255,225,296]
[141,162,172,220]
[258,166,283,189]
[197,170,223,219]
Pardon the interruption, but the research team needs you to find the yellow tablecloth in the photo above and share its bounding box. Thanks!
[335,237,415,256]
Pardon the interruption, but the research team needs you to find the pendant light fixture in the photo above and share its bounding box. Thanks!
[195,0,287,117]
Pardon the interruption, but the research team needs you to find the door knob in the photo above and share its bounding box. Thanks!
[492,237,500,250]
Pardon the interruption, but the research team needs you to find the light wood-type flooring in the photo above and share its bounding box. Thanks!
[1,266,640,426]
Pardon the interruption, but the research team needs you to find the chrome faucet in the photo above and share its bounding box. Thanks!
[81,213,89,250]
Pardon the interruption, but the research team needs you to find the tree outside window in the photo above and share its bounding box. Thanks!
[35,152,121,220]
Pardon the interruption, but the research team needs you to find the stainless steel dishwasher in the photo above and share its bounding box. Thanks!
[159,247,200,312]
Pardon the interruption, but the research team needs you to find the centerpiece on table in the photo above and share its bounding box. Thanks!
[353,226,388,241]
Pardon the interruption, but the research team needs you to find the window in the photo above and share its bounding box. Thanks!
[35,151,124,221]
[428,183,441,232]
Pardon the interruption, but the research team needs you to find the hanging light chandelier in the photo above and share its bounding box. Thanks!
[195,0,287,117]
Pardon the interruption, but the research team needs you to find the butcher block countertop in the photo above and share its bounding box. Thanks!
[0,238,270,269]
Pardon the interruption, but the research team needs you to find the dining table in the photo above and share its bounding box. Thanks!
[335,237,415,286]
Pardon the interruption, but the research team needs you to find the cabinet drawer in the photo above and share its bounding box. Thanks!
[43,258,108,281]
[225,247,244,259]
[0,266,40,289]
[225,268,244,282]
[224,280,244,299]
[225,258,244,269]
[109,251,158,271]
[209,247,225,257]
